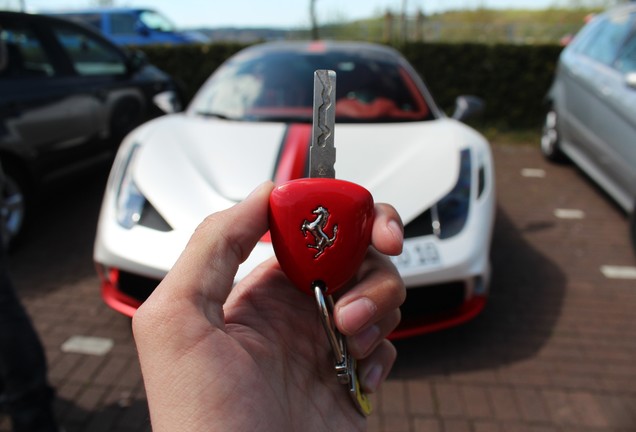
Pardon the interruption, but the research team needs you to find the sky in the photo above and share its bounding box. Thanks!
[10,0,607,29]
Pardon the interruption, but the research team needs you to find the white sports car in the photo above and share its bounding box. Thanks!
[94,41,495,339]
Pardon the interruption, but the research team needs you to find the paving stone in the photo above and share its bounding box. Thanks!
[9,144,636,431]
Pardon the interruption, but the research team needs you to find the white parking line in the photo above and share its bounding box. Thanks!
[61,335,114,356]
[521,168,546,178]
[601,266,636,280]
[554,208,585,219]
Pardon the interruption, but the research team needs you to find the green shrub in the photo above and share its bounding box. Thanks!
[138,43,249,102]
[399,42,562,128]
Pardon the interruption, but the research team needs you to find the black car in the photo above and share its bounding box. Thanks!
[0,11,181,247]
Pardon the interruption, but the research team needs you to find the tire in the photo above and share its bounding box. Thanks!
[540,108,566,162]
[1,167,29,250]
[630,208,636,255]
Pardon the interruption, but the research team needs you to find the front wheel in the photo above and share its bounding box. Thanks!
[1,167,29,250]
[540,108,566,162]
[630,207,636,255]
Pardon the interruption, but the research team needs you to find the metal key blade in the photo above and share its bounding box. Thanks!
[308,69,372,416]
[310,70,336,179]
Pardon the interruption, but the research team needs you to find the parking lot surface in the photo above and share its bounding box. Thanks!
[3,143,635,432]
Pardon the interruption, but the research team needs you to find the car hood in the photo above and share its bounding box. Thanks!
[131,115,470,230]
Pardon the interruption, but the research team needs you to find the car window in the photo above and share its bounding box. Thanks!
[59,14,102,31]
[110,13,138,36]
[50,22,127,76]
[191,49,431,123]
[139,10,176,32]
[615,32,636,73]
[569,15,604,52]
[0,24,55,78]
[578,12,634,65]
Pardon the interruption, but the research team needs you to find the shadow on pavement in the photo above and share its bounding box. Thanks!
[9,166,110,297]
[391,205,566,377]
[55,396,150,432]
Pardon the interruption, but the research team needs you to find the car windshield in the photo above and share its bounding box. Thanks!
[139,10,176,32]
[190,47,432,123]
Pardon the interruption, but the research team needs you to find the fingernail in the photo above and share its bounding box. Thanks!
[362,364,383,393]
[338,298,377,334]
[349,324,380,356]
[388,219,403,243]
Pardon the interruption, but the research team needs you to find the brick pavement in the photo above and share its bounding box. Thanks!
[371,144,636,432]
[3,144,636,431]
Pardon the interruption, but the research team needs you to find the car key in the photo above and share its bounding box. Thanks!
[269,70,375,296]
[269,70,374,415]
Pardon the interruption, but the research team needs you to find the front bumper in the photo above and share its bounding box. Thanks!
[96,212,493,338]
[95,148,495,337]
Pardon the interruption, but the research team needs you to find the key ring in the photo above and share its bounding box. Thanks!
[313,282,372,416]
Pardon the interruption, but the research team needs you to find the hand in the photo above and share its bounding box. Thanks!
[133,181,405,432]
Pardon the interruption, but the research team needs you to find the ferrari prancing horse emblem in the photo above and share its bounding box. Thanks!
[301,206,338,258]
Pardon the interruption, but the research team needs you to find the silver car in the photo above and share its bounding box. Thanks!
[541,4,636,251]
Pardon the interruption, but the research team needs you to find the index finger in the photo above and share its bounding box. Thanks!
[372,203,404,256]
[136,181,275,329]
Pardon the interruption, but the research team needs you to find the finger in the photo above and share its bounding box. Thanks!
[372,203,403,256]
[357,339,397,394]
[138,181,275,328]
[334,250,406,336]
[347,307,401,359]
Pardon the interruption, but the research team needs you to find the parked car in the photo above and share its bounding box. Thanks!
[541,3,636,251]
[94,41,495,339]
[46,8,209,46]
[0,11,182,248]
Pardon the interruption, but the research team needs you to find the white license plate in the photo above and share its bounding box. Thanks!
[390,239,441,271]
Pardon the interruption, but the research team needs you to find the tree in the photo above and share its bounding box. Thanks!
[562,0,625,6]
[310,0,319,40]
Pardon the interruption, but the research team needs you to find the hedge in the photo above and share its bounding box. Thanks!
[138,42,245,104]
[399,42,563,128]
[138,41,563,129]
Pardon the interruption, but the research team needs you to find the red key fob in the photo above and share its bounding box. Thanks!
[268,69,375,417]
[269,178,374,296]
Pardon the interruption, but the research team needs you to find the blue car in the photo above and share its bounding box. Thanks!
[46,8,208,46]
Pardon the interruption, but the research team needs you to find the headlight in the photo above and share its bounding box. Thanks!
[433,148,471,239]
[116,144,146,229]
[401,148,473,240]
[113,144,173,232]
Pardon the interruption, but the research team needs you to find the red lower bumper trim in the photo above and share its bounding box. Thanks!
[389,296,486,340]
[97,264,487,336]
[97,266,141,317]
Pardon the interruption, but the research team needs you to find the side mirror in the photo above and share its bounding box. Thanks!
[153,90,182,114]
[626,72,636,90]
[126,49,148,72]
[135,21,150,37]
[452,95,485,122]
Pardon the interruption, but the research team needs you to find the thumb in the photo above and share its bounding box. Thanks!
[138,181,274,329]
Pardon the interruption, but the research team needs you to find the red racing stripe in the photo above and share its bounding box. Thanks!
[273,123,312,185]
[262,123,312,243]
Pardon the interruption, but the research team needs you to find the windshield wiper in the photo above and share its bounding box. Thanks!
[197,112,315,124]
[196,111,235,120]
[252,115,312,123]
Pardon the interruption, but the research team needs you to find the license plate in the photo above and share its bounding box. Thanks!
[390,239,441,271]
